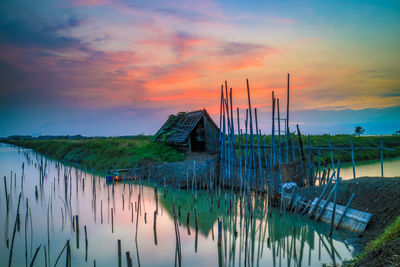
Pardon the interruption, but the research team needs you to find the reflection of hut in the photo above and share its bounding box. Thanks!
[155,109,219,154]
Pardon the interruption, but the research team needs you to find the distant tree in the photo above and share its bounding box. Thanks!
[354,126,365,136]
[395,130,400,136]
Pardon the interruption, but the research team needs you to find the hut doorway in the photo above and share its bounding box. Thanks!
[190,118,205,152]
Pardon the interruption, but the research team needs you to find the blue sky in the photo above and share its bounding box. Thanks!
[0,0,399,136]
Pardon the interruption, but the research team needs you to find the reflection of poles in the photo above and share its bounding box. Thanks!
[84,225,88,262]
[135,191,141,240]
[153,211,158,245]
[218,239,223,267]
[173,204,181,266]
[8,192,22,267]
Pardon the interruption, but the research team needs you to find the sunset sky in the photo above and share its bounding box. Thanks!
[0,0,399,136]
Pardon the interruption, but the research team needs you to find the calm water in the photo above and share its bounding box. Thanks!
[340,157,400,180]
[0,143,355,267]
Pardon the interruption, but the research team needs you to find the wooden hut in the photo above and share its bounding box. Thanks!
[155,109,219,154]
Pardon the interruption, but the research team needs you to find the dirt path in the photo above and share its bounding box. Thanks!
[297,177,400,266]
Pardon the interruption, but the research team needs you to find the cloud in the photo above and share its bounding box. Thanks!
[0,12,84,49]
[381,92,400,97]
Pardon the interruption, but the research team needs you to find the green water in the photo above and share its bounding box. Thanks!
[0,144,354,266]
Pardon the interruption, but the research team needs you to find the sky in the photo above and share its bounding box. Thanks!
[0,0,399,136]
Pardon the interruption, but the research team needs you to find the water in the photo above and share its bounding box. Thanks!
[339,157,400,180]
[0,143,354,266]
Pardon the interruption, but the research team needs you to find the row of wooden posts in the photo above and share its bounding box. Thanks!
[4,147,352,267]
[218,76,294,194]
[218,77,393,195]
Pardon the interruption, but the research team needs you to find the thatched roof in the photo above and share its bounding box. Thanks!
[155,109,218,144]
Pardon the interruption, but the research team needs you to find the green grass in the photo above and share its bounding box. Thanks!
[353,215,400,264]
[4,134,400,172]
[5,136,186,172]
[239,134,400,164]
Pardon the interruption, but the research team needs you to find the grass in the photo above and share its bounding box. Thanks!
[247,134,400,164]
[4,134,400,172]
[5,136,186,172]
[353,215,400,264]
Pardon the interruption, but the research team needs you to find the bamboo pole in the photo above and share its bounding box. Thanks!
[230,87,235,166]
[286,73,290,163]
[225,82,231,186]
[329,175,340,236]
[277,99,282,186]
[237,108,244,192]
[246,79,256,189]
[380,140,384,177]
[336,193,355,229]
[350,139,356,179]
[308,171,336,219]
[254,108,263,191]
[328,139,335,171]
[271,93,275,167]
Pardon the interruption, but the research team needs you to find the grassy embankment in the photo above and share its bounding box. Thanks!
[352,216,400,266]
[3,134,400,172]
[256,134,400,164]
[5,136,186,172]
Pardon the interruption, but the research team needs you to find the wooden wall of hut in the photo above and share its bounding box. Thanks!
[204,116,219,154]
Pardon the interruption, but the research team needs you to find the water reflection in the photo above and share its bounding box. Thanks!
[340,157,400,179]
[0,144,353,266]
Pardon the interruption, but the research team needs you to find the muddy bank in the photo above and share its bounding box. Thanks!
[297,177,400,264]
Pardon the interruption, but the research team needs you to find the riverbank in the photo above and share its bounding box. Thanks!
[3,134,400,172]
[271,134,400,164]
[297,177,400,266]
[3,136,186,172]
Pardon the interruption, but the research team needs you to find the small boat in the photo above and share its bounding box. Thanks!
[106,171,120,184]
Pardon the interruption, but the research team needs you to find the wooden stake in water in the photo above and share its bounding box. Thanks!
[3,176,9,213]
[117,239,121,267]
[217,219,222,246]
[8,192,22,267]
[126,251,132,267]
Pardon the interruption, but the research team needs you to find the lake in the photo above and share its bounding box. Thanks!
[0,143,355,266]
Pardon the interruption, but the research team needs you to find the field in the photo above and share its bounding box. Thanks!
[4,136,186,172]
[256,134,400,163]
